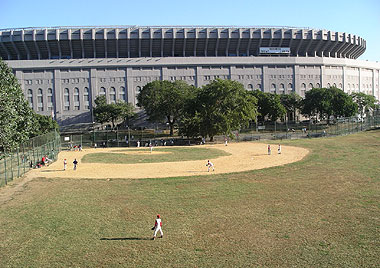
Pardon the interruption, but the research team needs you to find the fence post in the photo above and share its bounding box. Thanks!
[22,144,26,175]
[10,152,13,181]
[4,154,7,185]
[17,148,20,178]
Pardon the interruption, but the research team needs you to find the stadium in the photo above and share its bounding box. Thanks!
[1,26,379,125]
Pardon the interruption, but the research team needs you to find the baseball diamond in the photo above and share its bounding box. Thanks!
[1,26,379,125]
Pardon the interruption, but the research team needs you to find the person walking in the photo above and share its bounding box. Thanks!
[206,160,215,172]
[151,214,163,240]
[268,145,271,155]
[278,144,282,154]
[63,159,67,170]
[73,159,78,170]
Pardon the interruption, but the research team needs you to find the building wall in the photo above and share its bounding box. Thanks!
[6,56,380,125]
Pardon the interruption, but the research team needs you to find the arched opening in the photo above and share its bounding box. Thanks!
[64,88,70,111]
[74,87,80,110]
[27,89,33,108]
[37,88,43,111]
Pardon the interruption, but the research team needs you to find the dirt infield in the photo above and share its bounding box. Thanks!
[27,142,309,179]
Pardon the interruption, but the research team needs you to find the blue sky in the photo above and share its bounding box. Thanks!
[1,0,379,61]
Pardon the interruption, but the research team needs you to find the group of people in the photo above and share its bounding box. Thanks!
[63,158,78,170]
[267,144,282,155]
[32,155,52,169]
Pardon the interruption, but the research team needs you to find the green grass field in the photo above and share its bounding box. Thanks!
[82,147,231,164]
[0,130,379,267]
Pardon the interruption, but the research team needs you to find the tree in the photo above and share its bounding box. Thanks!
[32,114,59,136]
[0,59,36,152]
[137,80,194,135]
[93,96,135,129]
[351,92,377,118]
[116,101,135,126]
[250,90,286,122]
[302,87,357,123]
[93,95,110,125]
[180,79,258,141]
[280,93,302,122]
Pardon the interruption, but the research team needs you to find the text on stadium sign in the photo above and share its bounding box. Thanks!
[259,47,291,54]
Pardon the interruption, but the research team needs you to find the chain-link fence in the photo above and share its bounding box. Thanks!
[60,111,380,149]
[0,131,61,187]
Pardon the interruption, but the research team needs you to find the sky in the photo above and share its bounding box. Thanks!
[1,0,379,62]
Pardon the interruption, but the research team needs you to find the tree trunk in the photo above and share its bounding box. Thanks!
[209,136,214,142]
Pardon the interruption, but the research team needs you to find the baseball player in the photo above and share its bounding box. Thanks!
[268,145,271,155]
[278,144,282,154]
[73,158,78,170]
[63,159,67,170]
[206,160,215,172]
[152,214,163,240]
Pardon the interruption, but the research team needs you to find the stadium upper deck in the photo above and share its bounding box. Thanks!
[0,26,366,60]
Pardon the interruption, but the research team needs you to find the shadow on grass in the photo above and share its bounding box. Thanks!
[100,237,151,241]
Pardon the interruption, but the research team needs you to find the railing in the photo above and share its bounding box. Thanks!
[0,131,61,187]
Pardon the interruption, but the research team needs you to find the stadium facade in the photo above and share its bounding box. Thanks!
[1,26,379,125]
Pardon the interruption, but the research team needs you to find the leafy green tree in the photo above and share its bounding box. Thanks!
[32,114,59,136]
[137,80,194,135]
[0,59,36,152]
[351,92,377,118]
[180,79,258,141]
[301,87,325,120]
[93,95,110,125]
[280,93,302,122]
[116,101,135,126]
[302,87,357,123]
[93,96,135,129]
[250,90,286,122]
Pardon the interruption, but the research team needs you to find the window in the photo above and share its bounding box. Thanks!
[338,83,342,89]
[47,88,54,111]
[279,83,285,93]
[27,89,33,108]
[247,84,253,90]
[119,87,126,101]
[288,83,293,92]
[64,88,70,110]
[257,84,262,91]
[308,83,313,90]
[74,87,80,110]
[84,87,90,110]
[333,83,337,87]
[327,83,331,88]
[109,87,116,103]
[100,87,106,97]
[301,83,306,97]
[270,84,276,93]
[37,88,44,111]
[316,83,320,88]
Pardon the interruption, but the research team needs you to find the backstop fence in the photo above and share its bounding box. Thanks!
[61,111,380,148]
[0,131,61,187]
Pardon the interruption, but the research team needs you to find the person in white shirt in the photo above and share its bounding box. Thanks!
[152,214,163,240]
[206,160,215,172]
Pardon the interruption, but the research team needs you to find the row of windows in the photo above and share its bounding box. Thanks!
[25,79,53,85]
[300,75,320,79]
[133,76,160,82]
[27,88,54,112]
[98,87,126,104]
[204,75,230,81]
[238,75,262,80]
[270,75,294,79]
[99,77,126,83]
[62,78,90,84]
[170,76,196,81]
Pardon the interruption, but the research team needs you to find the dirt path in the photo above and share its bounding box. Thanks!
[0,142,309,203]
